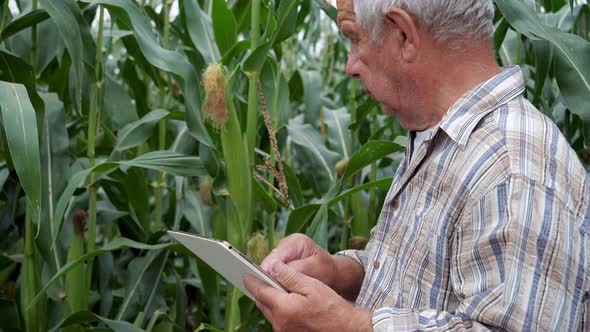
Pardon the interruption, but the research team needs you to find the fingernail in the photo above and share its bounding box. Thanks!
[270,260,285,276]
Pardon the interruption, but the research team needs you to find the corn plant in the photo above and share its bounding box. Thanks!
[0,0,588,331]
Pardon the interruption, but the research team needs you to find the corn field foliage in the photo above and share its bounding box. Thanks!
[0,0,588,330]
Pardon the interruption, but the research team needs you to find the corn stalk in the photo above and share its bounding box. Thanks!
[154,0,172,232]
[246,0,261,162]
[86,5,105,292]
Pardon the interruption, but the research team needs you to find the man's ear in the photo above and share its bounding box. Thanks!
[383,8,420,62]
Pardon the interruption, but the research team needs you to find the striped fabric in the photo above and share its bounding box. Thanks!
[337,66,590,331]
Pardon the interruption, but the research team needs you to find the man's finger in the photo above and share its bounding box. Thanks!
[260,249,285,272]
[261,244,297,271]
[261,234,313,271]
[243,273,282,308]
[269,259,317,295]
[256,301,274,323]
[286,258,312,274]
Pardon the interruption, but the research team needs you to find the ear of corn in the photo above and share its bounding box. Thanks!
[203,63,253,332]
[21,201,46,332]
[203,64,253,251]
[65,210,88,316]
[1,0,588,331]
[247,233,269,265]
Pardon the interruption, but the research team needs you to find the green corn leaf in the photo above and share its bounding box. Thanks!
[242,0,300,75]
[328,178,393,206]
[113,151,208,176]
[493,18,511,63]
[341,140,404,183]
[242,41,272,76]
[117,250,168,321]
[282,161,304,208]
[306,204,328,249]
[196,259,222,326]
[323,107,352,159]
[82,0,213,148]
[313,0,337,23]
[220,39,251,65]
[51,169,91,254]
[272,0,299,44]
[52,151,208,251]
[115,109,170,151]
[112,168,151,231]
[0,167,8,196]
[274,0,299,44]
[0,50,44,113]
[195,323,224,332]
[174,276,188,331]
[0,9,49,41]
[286,204,321,235]
[0,81,41,222]
[0,299,21,331]
[0,255,16,292]
[57,311,145,332]
[42,0,96,112]
[40,92,69,221]
[495,0,590,142]
[531,40,552,104]
[253,178,278,212]
[103,75,139,129]
[211,0,237,55]
[301,70,322,125]
[0,0,7,31]
[285,178,392,236]
[287,121,340,193]
[28,238,176,311]
[184,0,220,63]
[184,190,212,237]
[219,94,252,249]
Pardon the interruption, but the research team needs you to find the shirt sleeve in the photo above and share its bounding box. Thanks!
[335,227,377,270]
[334,248,368,269]
[371,175,590,331]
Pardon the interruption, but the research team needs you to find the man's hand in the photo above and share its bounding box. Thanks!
[243,259,373,332]
[260,234,338,288]
[260,234,365,301]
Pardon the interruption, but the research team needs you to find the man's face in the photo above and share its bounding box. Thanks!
[337,0,414,121]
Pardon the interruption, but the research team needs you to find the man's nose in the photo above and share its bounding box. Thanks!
[345,54,360,79]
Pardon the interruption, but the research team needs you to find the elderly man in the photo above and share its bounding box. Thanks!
[244,0,590,330]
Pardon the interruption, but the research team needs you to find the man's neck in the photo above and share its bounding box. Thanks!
[413,43,501,131]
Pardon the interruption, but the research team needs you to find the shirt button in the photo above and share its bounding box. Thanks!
[391,199,399,210]
[373,260,380,270]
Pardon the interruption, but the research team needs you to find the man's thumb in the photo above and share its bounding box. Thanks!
[270,259,313,294]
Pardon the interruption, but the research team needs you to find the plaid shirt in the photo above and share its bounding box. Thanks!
[337,67,590,331]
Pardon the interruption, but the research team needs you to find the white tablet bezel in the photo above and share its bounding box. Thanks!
[168,230,288,301]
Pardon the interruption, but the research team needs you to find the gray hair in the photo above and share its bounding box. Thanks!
[354,0,495,43]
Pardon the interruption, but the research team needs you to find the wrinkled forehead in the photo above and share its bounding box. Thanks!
[336,0,356,27]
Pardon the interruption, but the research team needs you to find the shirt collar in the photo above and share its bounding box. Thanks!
[437,66,526,148]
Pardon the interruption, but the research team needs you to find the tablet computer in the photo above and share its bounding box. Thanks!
[168,230,288,301]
